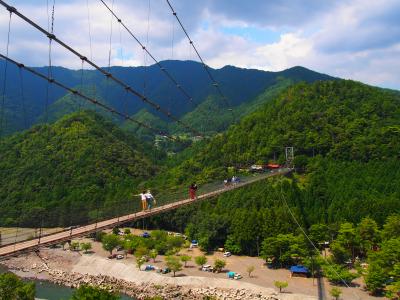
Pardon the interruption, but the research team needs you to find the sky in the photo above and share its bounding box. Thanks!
[0,0,399,90]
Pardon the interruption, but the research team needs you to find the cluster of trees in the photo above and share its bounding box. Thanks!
[0,111,157,227]
[0,272,35,299]
[100,230,186,257]
[155,80,400,187]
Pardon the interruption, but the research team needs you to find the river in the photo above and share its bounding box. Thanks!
[0,264,134,300]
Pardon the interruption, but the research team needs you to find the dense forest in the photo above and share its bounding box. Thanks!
[0,77,399,296]
[0,111,157,227]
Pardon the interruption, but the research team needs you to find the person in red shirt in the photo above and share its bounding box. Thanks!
[189,183,198,200]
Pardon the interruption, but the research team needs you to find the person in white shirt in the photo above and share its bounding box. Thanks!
[139,191,147,211]
[145,190,156,210]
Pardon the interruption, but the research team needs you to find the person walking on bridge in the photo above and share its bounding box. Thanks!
[189,182,198,200]
[139,191,147,211]
[145,189,156,210]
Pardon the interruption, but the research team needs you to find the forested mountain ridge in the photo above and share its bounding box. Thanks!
[0,60,333,136]
[145,79,400,296]
[0,111,156,226]
[188,80,400,171]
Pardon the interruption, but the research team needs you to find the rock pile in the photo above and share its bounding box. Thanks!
[3,262,282,300]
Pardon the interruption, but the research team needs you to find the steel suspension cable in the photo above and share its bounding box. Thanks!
[98,0,199,108]
[0,9,12,138]
[0,0,202,137]
[278,182,361,300]
[165,0,232,112]
[0,54,176,141]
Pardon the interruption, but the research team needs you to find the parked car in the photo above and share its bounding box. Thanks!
[141,232,151,238]
[227,271,242,280]
[116,254,124,260]
[223,251,231,257]
[202,265,211,271]
[161,267,171,274]
[191,240,198,247]
[144,265,155,271]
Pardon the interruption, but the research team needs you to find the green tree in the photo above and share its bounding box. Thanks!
[80,242,92,254]
[149,249,158,263]
[246,265,255,278]
[134,246,149,260]
[385,281,400,299]
[70,284,118,300]
[195,255,207,269]
[70,241,80,251]
[329,287,342,300]
[308,224,330,249]
[382,215,400,241]
[336,222,359,261]
[136,257,145,270]
[101,234,121,255]
[213,259,226,273]
[323,263,358,285]
[180,255,191,267]
[166,256,183,277]
[274,281,288,293]
[0,273,35,300]
[365,262,387,295]
[330,241,351,265]
[124,228,131,235]
[357,217,379,255]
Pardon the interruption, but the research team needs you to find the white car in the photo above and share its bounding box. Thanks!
[116,254,124,260]
[202,265,211,271]
[234,273,242,280]
[223,251,231,257]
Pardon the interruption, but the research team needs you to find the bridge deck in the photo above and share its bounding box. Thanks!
[0,169,289,258]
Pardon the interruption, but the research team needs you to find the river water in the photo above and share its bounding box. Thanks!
[0,264,134,300]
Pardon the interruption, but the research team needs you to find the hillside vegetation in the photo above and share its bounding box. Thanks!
[0,111,156,227]
[1,60,333,136]
[144,80,400,296]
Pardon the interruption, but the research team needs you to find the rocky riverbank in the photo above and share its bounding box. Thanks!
[1,247,316,300]
[2,261,289,300]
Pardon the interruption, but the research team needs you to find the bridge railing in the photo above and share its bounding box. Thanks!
[0,170,286,248]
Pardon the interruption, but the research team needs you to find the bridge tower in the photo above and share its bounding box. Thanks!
[285,147,294,169]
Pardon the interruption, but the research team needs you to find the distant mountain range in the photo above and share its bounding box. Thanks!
[0,60,334,136]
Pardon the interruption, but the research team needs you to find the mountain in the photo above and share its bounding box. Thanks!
[145,79,400,265]
[149,79,400,223]
[189,79,400,169]
[0,60,334,136]
[0,111,156,227]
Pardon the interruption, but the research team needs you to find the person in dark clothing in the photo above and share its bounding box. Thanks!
[189,182,198,200]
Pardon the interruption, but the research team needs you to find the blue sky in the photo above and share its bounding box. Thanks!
[0,0,399,89]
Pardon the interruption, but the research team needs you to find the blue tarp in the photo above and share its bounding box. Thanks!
[290,265,309,273]
[227,271,235,278]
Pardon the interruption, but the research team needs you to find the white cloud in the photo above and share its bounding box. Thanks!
[0,0,399,89]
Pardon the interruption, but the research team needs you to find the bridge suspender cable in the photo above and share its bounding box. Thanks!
[0,54,176,141]
[278,183,361,300]
[99,0,200,108]
[0,8,11,138]
[0,0,203,137]
[165,0,232,113]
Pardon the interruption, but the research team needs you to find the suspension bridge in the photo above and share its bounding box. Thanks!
[0,0,293,257]
[0,169,290,258]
